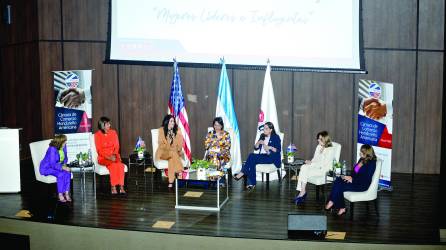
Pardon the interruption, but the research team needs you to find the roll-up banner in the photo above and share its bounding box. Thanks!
[357,79,393,190]
[53,70,93,163]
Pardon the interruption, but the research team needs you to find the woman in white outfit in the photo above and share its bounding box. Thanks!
[294,131,335,204]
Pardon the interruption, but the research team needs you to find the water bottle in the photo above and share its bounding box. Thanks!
[342,160,347,175]
[88,149,93,164]
[332,159,336,174]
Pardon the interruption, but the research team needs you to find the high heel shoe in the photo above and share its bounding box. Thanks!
[325,201,334,211]
[64,193,72,202]
[233,174,243,181]
[337,208,347,216]
[58,194,67,203]
[294,193,307,205]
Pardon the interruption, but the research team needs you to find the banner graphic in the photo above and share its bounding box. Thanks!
[53,70,93,163]
[357,79,393,189]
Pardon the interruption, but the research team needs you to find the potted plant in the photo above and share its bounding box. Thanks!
[76,152,88,165]
[134,136,146,159]
[285,143,297,163]
[190,159,210,180]
[332,160,342,175]
[286,151,295,163]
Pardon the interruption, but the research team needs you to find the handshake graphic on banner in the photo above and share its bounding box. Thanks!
[57,88,86,109]
[362,97,387,120]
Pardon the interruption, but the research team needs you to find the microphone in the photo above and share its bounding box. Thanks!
[258,133,266,142]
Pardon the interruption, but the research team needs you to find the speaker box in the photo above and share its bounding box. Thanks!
[288,213,327,239]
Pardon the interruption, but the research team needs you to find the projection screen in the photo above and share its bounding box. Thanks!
[107,0,364,72]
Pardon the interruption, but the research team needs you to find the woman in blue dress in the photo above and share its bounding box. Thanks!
[233,122,281,190]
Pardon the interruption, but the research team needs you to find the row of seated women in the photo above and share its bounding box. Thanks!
[39,115,377,216]
[39,116,127,202]
[293,131,377,216]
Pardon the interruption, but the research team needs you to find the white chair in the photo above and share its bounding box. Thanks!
[344,159,382,219]
[307,141,342,200]
[30,139,74,184]
[29,139,73,200]
[255,132,285,185]
[89,134,128,190]
[150,129,190,171]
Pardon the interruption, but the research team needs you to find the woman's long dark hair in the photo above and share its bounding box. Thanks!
[264,122,277,136]
[162,114,178,137]
[98,116,111,133]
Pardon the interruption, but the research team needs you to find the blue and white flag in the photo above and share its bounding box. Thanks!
[135,136,143,150]
[215,59,242,173]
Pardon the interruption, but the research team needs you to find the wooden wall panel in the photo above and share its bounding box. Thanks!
[362,0,417,49]
[271,71,293,152]
[233,69,265,160]
[230,69,291,160]
[0,0,441,172]
[118,65,172,157]
[293,73,354,165]
[415,52,443,174]
[355,50,417,173]
[39,42,62,139]
[62,0,108,41]
[180,67,223,159]
[0,47,17,127]
[0,0,38,46]
[418,0,445,50]
[37,0,61,40]
[63,42,119,139]
[0,44,41,157]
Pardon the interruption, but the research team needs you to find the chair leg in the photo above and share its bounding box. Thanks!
[374,199,379,217]
[266,173,270,189]
[124,171,128,190]
[277,169,281,183]
[262,173,264,182]
[350,202,354,220]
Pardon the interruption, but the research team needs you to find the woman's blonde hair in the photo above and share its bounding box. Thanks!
[360,144,377,163]
[49,134,67,149]
[317,131,332,147]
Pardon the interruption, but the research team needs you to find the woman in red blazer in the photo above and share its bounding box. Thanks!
[94,116,126,194]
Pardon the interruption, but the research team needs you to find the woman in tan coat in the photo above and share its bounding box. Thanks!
[155,114,184,188]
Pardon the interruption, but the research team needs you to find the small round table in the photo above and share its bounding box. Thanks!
[283,158,305,189]
[128,152,152,185]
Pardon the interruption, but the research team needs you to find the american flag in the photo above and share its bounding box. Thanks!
[168,61,191,162]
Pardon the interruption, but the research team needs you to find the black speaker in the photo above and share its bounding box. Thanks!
[288,213,327,239]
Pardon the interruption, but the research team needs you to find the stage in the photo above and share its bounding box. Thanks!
[0,159,444,247]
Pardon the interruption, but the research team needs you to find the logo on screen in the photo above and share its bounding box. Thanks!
[368,82,381,98]
[65,73,79,88]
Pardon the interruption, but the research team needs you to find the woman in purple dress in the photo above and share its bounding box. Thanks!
[39,134,72,202]
[325,144,377,216]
